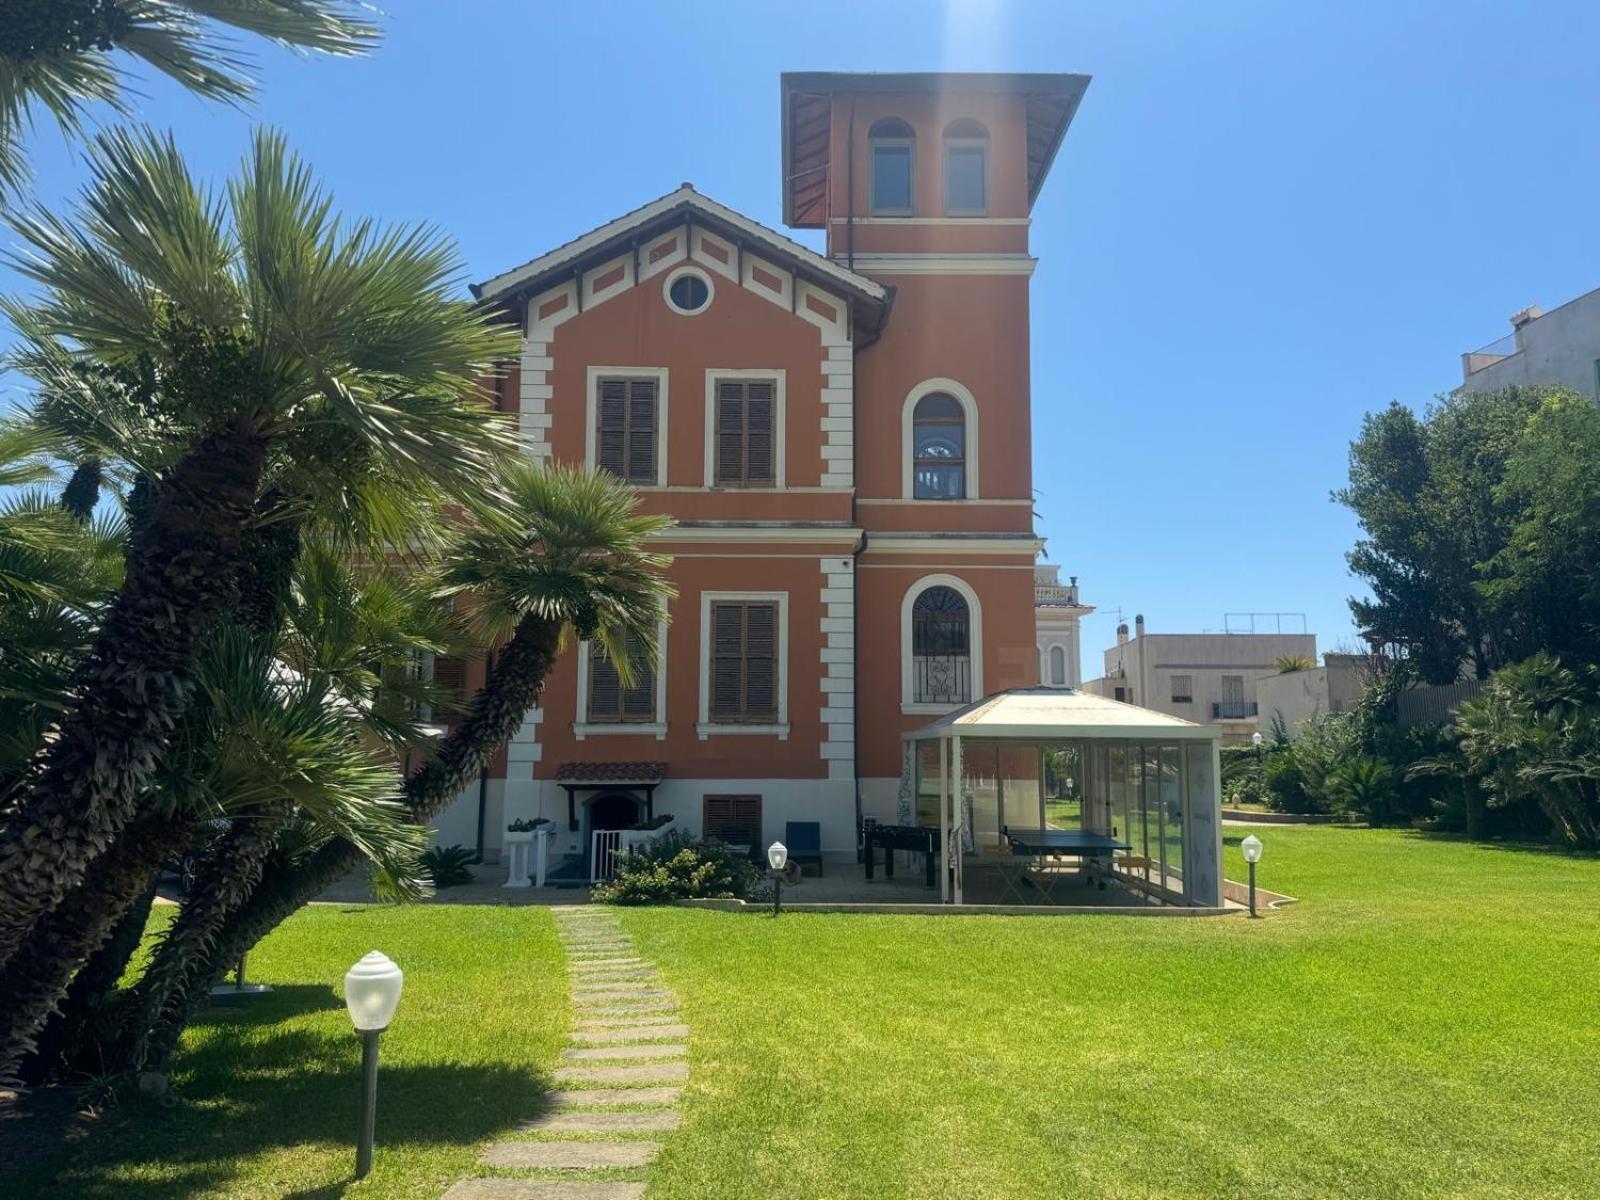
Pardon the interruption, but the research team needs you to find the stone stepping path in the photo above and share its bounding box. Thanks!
[440,907,689,1199]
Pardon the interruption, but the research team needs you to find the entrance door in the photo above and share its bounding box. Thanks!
[585,792,641,881]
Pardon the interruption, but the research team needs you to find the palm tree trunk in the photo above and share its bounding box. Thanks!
[0,420,268,972]
[17,878,155,1087]
[0,816,189,1084]
[138,614,562,1071]
[120,803,287,1073]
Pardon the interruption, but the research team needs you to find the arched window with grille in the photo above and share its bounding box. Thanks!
[912,585,972,705]
[911,392,966,499]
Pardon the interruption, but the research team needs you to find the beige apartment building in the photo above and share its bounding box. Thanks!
[1083,616,1316,744]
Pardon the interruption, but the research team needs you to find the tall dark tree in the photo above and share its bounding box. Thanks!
[1336,386,1593,683]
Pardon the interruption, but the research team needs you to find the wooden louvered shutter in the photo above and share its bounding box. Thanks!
[588,644,622,721]
[588,630,655,724]
[742,603,777,720]
[596,377,657,483]
[710,603,745,720]
[432,657,467,721]
[626,379,657,483]
[714,380,775,486]
[597,379,628,477]
[703,793,762,847]
[745,381,774,484]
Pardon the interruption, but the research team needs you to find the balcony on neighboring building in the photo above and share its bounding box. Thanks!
[1212,700,1259,720]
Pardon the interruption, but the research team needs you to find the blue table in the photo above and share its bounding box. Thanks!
[998,827,1131,903]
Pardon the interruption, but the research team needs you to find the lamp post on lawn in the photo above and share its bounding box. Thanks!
[1240,834,1264,918]
[344,951,404,1180]
[767,841,788,916]
[1251,729,1264,766]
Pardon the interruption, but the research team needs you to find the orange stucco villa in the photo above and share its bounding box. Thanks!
[433,71,1101,875]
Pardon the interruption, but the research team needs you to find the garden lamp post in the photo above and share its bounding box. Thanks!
[1240,834,1264,918]
[1251,730,1264,766]
[344,951,404,1179]
[767,841,788,916]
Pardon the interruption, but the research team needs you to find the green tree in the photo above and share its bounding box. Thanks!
[0,127,516,977]
[129,462,675,1075]
[1337,387,1554,682]
[0,0,377,197]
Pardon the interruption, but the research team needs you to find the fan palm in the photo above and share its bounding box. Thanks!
[0,0,378,198]
[0,126,518,971]
[138,463,675,1069]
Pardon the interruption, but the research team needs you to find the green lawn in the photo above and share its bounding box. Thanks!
[618,828,1600,1200]
[13,828,1600,1199]
[10,904,567,1200]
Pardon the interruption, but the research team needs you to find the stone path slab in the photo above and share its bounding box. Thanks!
[574,1017,683,1032]
[561,1044,687,1061]
[575,1002,679,1016]
[519,1110,682,1134]
[443,1181,645,1200]
[569,1025,690,1044]
[482,1141,660,1170]
[546,1087,682,1108]
[552,1062,690,1085]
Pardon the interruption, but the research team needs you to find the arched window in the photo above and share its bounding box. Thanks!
[869,118,915,216]
[912,392,966,499]
[943,118,988,216]
[912,586,971,704]
[1049,645,1067,686]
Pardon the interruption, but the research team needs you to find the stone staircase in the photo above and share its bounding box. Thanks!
[442,909,686,1200]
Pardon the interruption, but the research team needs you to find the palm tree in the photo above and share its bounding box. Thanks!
[0,126,518,972]
[0,0,377,197]
[134,463,675,1070]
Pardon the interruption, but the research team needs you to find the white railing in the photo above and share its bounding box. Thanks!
[590,821,678,883]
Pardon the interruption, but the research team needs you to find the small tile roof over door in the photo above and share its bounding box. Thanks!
[555,762,668,785]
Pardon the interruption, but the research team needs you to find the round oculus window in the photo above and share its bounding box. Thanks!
[665,269,711,314]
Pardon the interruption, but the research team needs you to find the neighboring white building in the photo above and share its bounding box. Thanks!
[1460,288,1600,399]
[1034,565,1092,688]
[1083,616,1317,744]
[1255,653,1368,736]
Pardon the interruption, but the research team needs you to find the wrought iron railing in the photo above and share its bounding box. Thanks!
[1212,700,1259,719]
[914,654,971,705]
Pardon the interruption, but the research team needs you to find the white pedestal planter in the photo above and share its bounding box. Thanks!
[503,829,554,888]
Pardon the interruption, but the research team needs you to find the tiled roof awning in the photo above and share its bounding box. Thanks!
[554,761,667,785]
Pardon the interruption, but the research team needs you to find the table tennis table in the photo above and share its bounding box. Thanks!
[997,826,1132,904]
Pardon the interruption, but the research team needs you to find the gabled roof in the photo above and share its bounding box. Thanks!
[780,72,1092,228]
[906,687,1218,742]
[471,184,889,326]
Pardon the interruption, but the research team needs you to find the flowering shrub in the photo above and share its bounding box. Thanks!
[592,833,760,905]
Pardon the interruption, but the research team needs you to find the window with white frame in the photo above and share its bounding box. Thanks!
[586,629,656,724]
[911,392,967,499]
[942,118,989,215]
[869,117,915,216]
[712,378,776,487]
[912,586,972,705]
[594,375,660,484]
[698,592,789,737]
[1170,674,1194,704]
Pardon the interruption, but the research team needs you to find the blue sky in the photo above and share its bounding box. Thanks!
[12,0,1600,665]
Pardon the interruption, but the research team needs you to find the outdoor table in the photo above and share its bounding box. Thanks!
[862,823,940,888]
[998,826,1131,904]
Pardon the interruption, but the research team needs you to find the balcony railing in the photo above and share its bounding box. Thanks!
[914,654,971,705]
[1212,700,1259,719]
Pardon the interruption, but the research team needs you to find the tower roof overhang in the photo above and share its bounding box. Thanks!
[780,71,1092,229]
